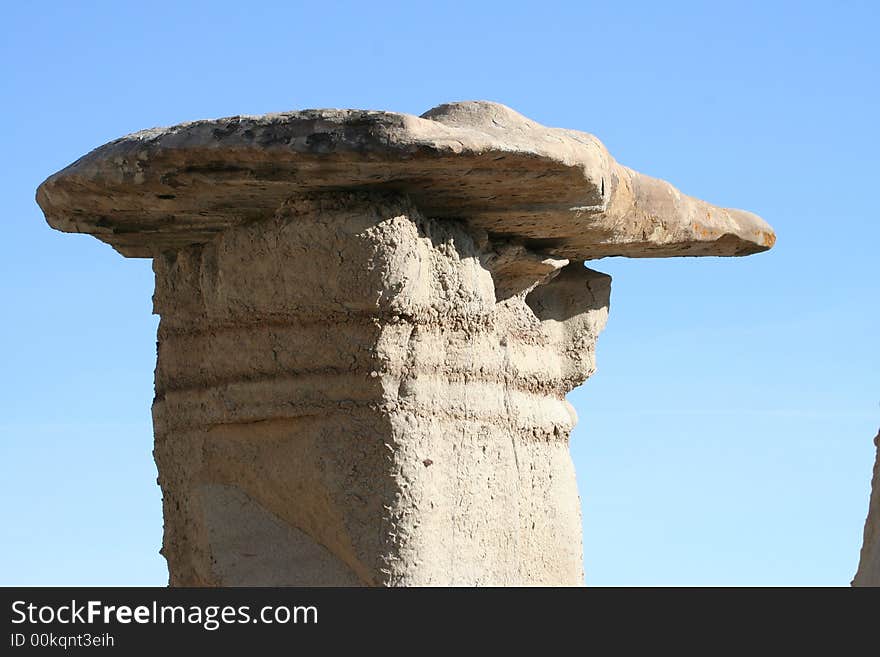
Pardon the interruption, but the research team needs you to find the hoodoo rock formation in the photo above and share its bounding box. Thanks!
[37,101,774,586]
[854,428,880,586]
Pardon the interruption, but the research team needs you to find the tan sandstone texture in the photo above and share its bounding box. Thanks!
[37,101,774,586]
[854,429,880,586]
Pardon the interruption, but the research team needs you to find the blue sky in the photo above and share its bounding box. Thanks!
[1,0,877,585]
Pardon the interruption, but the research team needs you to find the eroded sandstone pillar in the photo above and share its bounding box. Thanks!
[36,101,774,586]
[854,429,880,586]
[151,193,608,585]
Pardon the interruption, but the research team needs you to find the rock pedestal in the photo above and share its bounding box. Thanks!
[854,429,880,586]
[36,101,773,586]
[152,193,607,585]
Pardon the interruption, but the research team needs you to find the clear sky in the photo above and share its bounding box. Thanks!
[1,0,877,586]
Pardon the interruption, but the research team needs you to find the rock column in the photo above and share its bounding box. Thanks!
[854,429,880,586]
[36,101,774,586]
[151,193,608,585]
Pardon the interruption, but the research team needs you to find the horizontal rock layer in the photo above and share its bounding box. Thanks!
[36,101,774,260]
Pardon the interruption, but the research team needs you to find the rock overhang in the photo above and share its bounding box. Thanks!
[35,100,775,260]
